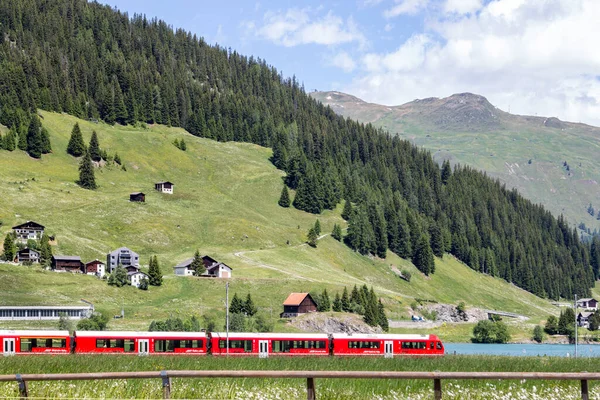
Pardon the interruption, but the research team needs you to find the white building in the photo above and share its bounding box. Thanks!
[128,271,148,288]
[173,258,195,276]
[154,181,174,194]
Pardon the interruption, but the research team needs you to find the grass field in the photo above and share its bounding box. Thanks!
[0,355,599,399]
[0,111,560,341]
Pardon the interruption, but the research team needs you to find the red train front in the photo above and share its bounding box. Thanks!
[332,333,444,357]
[0,330,70,355]
[74,331,207,355]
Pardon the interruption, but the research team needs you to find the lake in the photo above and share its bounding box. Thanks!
[445,343,600,357]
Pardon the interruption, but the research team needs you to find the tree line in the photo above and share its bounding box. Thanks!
[0,0,597,299]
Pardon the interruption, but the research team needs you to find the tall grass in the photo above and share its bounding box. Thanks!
[0,355,599,399]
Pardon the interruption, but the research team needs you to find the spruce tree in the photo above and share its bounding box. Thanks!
[341,287,350,312]
[179,138,187,151]
[413,234,435,275]
[18,129,28,151]
[278,185,291,207]
[39,234,53,267]
[108,265,128,287]
[26,115,43,158]
[314,219,321,236]
[148,255,163,286]
[244,293,258,316]
[67,123,86,157]
[307,227,318,248]
[190,250,206,275]
[40,127,52,154]
[332,293,342,312]
[88,131,101,162]
[2,233,16,262]
[377,299,389,332]
[429,223,444,257]
[5,128,16,151]
[331,224,342,241]
[441,160,452,184]
[341,199,352,220]
[229,293,244,314]
[320,289,331,311]
[77,149,97,190]
[114,153,122,165]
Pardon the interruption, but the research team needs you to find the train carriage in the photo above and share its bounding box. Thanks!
[210,332,330,358]
[74,331,207,355]
[331,333,444,357]
[0,330,70,355]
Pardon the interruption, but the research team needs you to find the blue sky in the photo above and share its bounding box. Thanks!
[103,0,600,126]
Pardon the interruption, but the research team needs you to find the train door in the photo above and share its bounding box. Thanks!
[2,338,15,356]
[258,340,269,358]
[384,341,393,358]
[138,339,149,355]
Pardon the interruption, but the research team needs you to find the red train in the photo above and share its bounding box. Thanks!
[1,330,444,357]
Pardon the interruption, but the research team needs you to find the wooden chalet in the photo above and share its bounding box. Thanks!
[129,192,145,202]
[12,221,45,241]
[577,298,598,310]
[280,293,318,318]
[173,255,232,278]
[84,259,106,277]
[17,248,40,263]
[154,181,174,194]
[51,255,84,273]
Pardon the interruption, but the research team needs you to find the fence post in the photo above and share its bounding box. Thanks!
[581,380,589,400]
[433,378,442,400]
[15,374,28,399]
[160,370,171,399]
[307,377,316,400]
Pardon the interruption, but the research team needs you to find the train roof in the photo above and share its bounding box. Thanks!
[330,333,437,340]
[74,331,206,338]
[211,332,329,339]
[0,330,69,337]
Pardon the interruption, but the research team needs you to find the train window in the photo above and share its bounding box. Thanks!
[316,341,326,349]
[180,340,202,349]
[20,339,32,352]
[96,339,107,348]
[219,340,252,352]
[436,342,442,350]
[155,340,165,352]
[52,339,66,348]
[124,340,135,352]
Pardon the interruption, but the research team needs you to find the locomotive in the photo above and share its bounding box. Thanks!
[1,330,444,358]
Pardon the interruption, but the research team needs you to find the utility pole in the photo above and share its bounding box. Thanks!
[575,294,578,358]
[226,282,229,356]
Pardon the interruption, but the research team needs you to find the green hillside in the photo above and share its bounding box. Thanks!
[0,112,557,337]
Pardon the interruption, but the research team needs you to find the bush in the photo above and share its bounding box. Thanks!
[401,269,411,282]
[76,312,109,331]
[421,309,438,321]
[533,325,545,343]
[472,320,511,343]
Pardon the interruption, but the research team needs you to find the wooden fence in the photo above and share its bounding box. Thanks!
[1,370,600,400]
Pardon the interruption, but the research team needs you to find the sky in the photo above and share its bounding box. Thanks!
[103,0,600,126]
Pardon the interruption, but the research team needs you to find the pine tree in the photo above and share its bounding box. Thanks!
[40,127,52,154]
[341,199,353,220]
[39,234,53,267]
[67,123,86,157]
[331,224,342,241]
[413,234,435,275]
[148,255,163,286]
[88,131,101,162]
[4,128,16,151]
[108,265,128,287]
[319,289,330,311]
[114,153,122,165]
[441,160,452,184]
[190,250,206,275]
[77,149,97,190]
[278,185,291,207]
[179,138,187,151]
[229,293,244,314]
[377,299,389,332]
[244,293,258,316]
[2,233,16,262]
[314,219,321,236]
[18,129,28,151]
[307,227,318,247]
[26,115,43,158]
[332,293,342,312]
[341,287,350,312]
[429,223,444,257]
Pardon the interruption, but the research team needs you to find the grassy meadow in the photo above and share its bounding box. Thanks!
[0,111,560,340]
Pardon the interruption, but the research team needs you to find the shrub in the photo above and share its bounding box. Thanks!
[532,325,544,343]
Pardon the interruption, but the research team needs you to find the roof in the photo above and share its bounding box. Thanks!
[108,247,138,256]
[18,248,40,255]
[0,306,91,311]
[52,255,82,261]
[12,221,45,230]
[331,333,434,340]
[86,259,105,265]
[174,258,194,269]
[579,312,594,318]
[155,181,174,185]
[130,192,145,196]
[127,271,148,277]
[74,331,206,338]
[211,332,329,339]
[0,330,69,337]
[207,262,233,272]
[283,293,313,306]
[578,298,597,302]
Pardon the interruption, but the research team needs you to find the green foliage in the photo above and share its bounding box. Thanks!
[472,320,511,343]
[229,293,244,314]
[558,307,576,336]
[26,115,43,158]
[318,289,330,312]
[138,277,149,290]
[76,312,109,331]
[278,185,291,208]
[532,325,545,343]
[331,223,342,241]
[544,315,558,335]
[40,127,52,154]
[2,233,16,262]
[173,138,187,151]
[77,149,97,190]
[412,234,435,275]
[441,160,452,185]
[113,153,122,165]
[4,127,16,151]
[429,223,444,257]
[307,227,318,248]
[148,255,163,286]
[254,314,273,333]
[244,294,258,317]
[88,131,101,162]
[38,234,53,267]
[332,292,342,312]
[108,265,128,287]
[202,315,217,332]
[190,250,206,275]
[228,313,246,332]
[67,123,86,157]
[401,269,412,282]
[588,311,600,331]
[341,287,350,312]
[341,199,352,221]
[314,219,321,236]
[377,299,389,332]
[57,313,74,333]
[149,315,201,331]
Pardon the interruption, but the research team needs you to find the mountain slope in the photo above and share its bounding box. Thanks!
[312,91,600,231]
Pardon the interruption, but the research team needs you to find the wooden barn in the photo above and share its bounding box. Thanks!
[129,192,145,202]
[84,259,106,277]
[51,256,84,273]
[280,293,318,318]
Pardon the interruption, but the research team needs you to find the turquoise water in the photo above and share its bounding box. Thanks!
[445,343,600,357]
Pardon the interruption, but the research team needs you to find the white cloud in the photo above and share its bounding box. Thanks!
[327,51,357,72]
[250,8,366,48]
[384,0,430,18]
[345,0,600,126]
[384,23,394,32]
[443,0,482,14]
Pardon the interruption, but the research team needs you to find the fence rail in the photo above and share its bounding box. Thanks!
[1,370,600,400]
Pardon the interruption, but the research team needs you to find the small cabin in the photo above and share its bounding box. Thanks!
[84,260,106,277]
[51,256,84,273]
[280,293,318,318]
[130,192,145,202]
[155,181,174,194]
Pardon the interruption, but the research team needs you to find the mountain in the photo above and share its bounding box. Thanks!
[312,91,600,231]
[0,0,597,305]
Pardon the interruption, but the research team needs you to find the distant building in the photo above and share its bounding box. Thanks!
[17,248,40,264]
[128,270,148,288]
[280,293,318,318]
[578,312,594,328]
[84,260,106,277]
[173,258,195,276]
[0,306,92,321]
[51,255,84,273]
[12,221,45,241]
[129,192,145,202]
[577,298,598,310]
[106,247,140,273]
[172,255,232,278]
[154,181,174,194]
